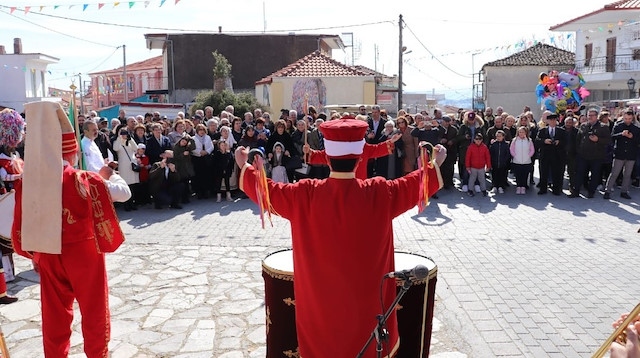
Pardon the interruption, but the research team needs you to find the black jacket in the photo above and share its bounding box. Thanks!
[611,122,640,161]
[576,121,612,161]
[535,126,566,160]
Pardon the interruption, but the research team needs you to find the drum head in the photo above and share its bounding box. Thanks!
[394,251,437,278]
[263,249,294,275]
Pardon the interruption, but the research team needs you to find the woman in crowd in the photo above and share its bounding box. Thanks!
[207,118,221,142]
[173,135,195,203]
[185,119,196,137]
[238,125,259,149]
[377,121,404,179]
[112,127,140,211]
[132,124,147,145]
[510,126,535,195]
[191,124,214,199]
[168,119,187,146]
[212,140,234,202]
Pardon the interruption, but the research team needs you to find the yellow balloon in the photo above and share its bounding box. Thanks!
[556,100,568,112]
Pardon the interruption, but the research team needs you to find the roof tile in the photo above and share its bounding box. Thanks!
[256,51,369,84]
[89,55,163,75]
[484,43,574,67]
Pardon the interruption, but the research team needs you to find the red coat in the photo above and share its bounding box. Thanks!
[12,165,125,258]
[241,163,442,358]
[308,141,394,180]
[465,142,491,170]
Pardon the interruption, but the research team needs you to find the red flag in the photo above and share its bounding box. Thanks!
[98,3,105,9]
[175,0,181,4]
[10,7,16,14]
[24,6,30,14]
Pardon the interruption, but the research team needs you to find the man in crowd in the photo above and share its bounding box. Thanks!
[204,106,214,121]
[604,108,640,200]
[81,120,107,173]
[366,105,387,177]
[13,101,131,357]
[146,123,172,165]
[569,108,612,198]
[486,114,512,143]
[535,113,566,195]
[439,115,458,189]
[237,117,445,357]
[242,112,254,129]
[563,116,579,194]
[148,150,183,209]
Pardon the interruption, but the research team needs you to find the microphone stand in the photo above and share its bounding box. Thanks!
[356,277,413,358]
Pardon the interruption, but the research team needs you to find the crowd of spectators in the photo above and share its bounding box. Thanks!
[17,101,638,214]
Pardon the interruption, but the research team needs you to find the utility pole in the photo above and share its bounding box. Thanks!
[398,14,403,113]
[122,44,128,102]
[77,73,85,115]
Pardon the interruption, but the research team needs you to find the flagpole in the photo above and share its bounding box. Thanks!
[70,83,84,170]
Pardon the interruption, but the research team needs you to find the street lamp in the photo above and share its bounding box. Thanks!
[627,78,636,98]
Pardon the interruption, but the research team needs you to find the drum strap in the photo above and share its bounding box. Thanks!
[419,276,429,358]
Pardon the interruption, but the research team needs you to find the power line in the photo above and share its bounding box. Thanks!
[0,7,117,48]
[402,20,471,79]
[0,6,393,33]
[405,61,469,99]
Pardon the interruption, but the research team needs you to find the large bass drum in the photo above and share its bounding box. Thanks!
[261,249,438,358]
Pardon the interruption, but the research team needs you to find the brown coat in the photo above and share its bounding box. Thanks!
[399,125,419,174]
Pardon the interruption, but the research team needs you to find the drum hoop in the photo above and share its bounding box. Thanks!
[262,248,294,281]
[0,190,14,242]
[394,251,438,286]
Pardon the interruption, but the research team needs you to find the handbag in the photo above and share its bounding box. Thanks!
[122,145,141,172]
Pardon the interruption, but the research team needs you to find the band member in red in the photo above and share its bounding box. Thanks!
[12,102,131,357]
[237,118,445,357]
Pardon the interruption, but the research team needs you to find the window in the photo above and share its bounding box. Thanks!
[585,43,593,67]
[633,49,640,60]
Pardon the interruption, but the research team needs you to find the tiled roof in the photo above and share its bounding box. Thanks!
[604,0,640,9]
[256,51,369,85]
[484,43,575,67]
[353,65,387,77]
[89,55,163,75]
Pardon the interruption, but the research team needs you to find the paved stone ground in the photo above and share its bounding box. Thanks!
[2,175,640,357]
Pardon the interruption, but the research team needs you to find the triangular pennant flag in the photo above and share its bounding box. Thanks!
[160,0,166,6]
[69,5,74,9]
[567,33,572,39]
[9,7,15,14]
[144,1,150,7]
[24,6,30,14]
[39,5,44,11]
[618,20,624,26]
[22,67,27,72]
[98,3,105,9]
[54,5,59,9]
[598,26,604,31]
[114,2,120,7]
[129,1,135,8]
[175,0,180,4]
[83,4,89,11]
[607,23,614,28]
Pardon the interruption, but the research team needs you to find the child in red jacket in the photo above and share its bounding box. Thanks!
[465,133,492,197]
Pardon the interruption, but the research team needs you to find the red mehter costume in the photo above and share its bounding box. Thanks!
[240,118,442,357]
[12,104,129,358]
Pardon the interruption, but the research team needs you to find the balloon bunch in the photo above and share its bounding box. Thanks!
[536,69,590,114]
[0,108,25,148]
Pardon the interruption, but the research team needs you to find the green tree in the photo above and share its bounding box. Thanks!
[212,50,232,93]
[191,89,260,117]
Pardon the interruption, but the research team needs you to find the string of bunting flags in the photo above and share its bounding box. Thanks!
[4,0,181,14]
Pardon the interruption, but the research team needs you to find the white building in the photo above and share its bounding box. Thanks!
[551,0,640,110]
[480,44,574,119]
[0,39,59,112]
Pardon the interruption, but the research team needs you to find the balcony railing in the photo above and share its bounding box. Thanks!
[576,54,640,74]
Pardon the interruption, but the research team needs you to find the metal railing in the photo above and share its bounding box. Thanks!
[576,54,640,74]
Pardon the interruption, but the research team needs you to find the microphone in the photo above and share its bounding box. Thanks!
[384,265,429,281]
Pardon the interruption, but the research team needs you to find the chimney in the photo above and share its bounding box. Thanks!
[13,38,22,54]
[0,46,5,55]
[218,26,222,33]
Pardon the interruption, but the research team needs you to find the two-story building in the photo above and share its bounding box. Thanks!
[0,38,59,112]
[551,0,640,109]
[88,55,164,109]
